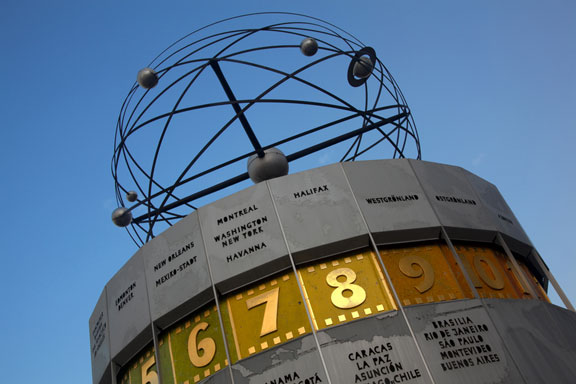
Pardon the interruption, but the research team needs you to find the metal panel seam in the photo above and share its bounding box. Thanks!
[340,161,438,384]
[197,211,237,384]
[264,177,334,384]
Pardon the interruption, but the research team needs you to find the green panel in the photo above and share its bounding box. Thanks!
[159,303,228,384]
[118,344,158,384]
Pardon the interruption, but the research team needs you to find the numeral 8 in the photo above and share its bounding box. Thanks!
[326,268,367,309]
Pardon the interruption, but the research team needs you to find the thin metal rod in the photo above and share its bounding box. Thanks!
[285,112,407,162]
[125,104,407,216]
[339,165,437,384]
[495,233,538,298]
[132,111,406,223]
[531,249,575,311]
[440,228,481,300]
[197,223,237,384]
[209,60,265,157]
[112,15,421,245]
[266,182,334,384]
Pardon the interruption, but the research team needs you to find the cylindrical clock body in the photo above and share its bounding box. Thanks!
[90,159,576,384]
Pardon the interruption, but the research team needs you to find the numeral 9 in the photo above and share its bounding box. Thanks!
[398,255,435,293]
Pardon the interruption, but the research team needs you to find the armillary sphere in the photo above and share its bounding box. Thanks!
[111,12,421,246]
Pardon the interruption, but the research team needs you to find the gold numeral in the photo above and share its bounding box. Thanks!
[141,356,158,384]
[459,254,482,288]
[473,254,504,290]
[246,287,279,336]
[188,322,216,367]
[398,255,435,293]
[505,260,531,295]
[326,267,367,309]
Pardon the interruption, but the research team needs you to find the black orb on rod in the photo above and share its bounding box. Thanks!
[112,12,421,246]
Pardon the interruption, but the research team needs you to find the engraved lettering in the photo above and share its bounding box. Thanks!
[155,256,198,287]
[435,195,477,205]
[293,184,329,199]
[216,205,258,225]
[365,194,419,204]
[226,242,267,262]
[115,282,136,311]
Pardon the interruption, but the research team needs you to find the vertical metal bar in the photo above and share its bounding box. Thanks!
[531,249,575,311]
[111,361,119,384]
[151,325,164,384]
[209,60,264,158]
[440,229,530,384]
[197,218,237,384]
[440,228,481,299]
[265,181,334,384]
[495,233,538,299]
[403,159,480,299]
[406,159,529,382]
[104,287,117,384]
[140,250,164,384]
[340,164,437,384]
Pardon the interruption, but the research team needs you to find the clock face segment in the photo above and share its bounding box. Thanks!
[380,244,474,306]
[267,164,368,262]
[297,250,397,330]
[158,304,229,384]
[220,271,311,363]
[199,182,290,294]
[118,345,157,384]
[100,8,562,376]
[455,244,529,300]
[106,250,151,362]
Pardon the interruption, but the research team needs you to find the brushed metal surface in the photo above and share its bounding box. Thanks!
[106,250,152,365]
[343,159,441,244]
[230,335,329,384]
[405,300,524,383]
[485,299,576,383]
[89,288,111,384]
[317,312,433,384]
[268,163,368,263]
[199,182,290,294]
[142,211,213,327]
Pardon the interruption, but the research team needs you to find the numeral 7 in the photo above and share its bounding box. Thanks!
[246,287,279,336]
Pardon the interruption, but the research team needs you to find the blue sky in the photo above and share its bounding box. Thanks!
[1,1,575,383]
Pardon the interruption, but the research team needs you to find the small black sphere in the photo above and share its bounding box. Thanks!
[300,37,319,57]
[126,190,138,202]
[137,68,159,89]
[247,148,289,183]
[112,207,133,227]
[353,56,374,79]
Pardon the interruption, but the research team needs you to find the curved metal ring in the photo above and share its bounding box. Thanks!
[347,46,377,87]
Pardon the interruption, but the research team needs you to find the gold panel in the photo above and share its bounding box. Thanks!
[455,244,524,299]
[298,250,396,330]
[519,261,550,302]
[158,304,228,384]
[220,272,311,363]
[380,244,473,306]
[118,345,158,384]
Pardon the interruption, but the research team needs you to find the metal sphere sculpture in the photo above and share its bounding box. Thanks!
[136,68,159,89]
[300,37,319,56]
[247,147,289,183]
[112,12,421,246]
[111,207,133,228]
